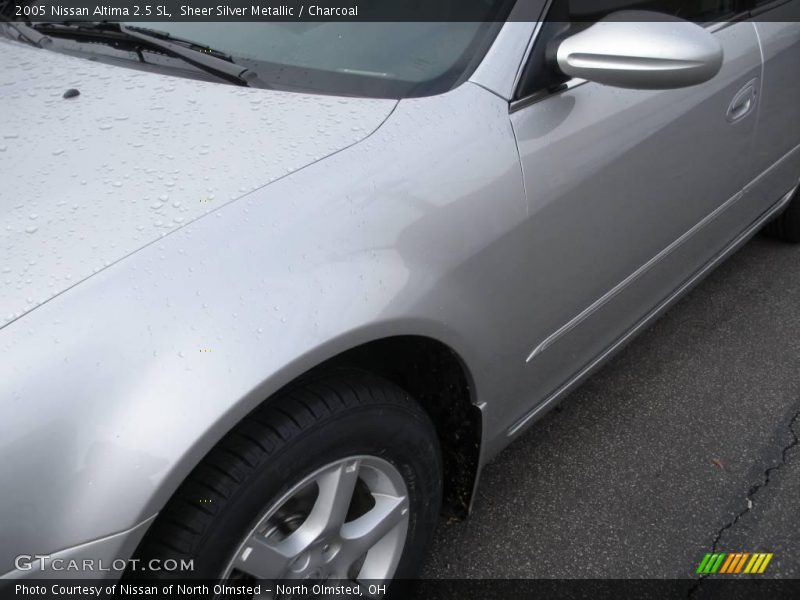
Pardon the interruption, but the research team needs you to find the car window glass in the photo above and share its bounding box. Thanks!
[568,0,743,22]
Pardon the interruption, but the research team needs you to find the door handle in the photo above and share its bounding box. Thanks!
[727,78,758,123]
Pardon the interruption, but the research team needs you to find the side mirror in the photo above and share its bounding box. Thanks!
[552,11,724,90]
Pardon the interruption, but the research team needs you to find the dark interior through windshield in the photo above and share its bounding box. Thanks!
[126,21,506,98]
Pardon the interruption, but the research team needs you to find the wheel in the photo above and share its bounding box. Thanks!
[763,187,800,243]
[129,369,442,588]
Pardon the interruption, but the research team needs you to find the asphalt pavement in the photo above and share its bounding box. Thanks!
[422,234,800,580]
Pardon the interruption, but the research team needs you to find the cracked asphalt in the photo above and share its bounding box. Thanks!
[422,234,800,580]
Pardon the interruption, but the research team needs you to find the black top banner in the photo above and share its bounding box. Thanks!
[4,0,799,23]
[4,0,532,22]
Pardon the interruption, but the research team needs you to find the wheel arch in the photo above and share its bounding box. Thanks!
[318,335,482,519]
[133,332,483,559]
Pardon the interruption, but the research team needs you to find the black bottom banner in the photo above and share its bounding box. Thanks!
[3,579,800,600]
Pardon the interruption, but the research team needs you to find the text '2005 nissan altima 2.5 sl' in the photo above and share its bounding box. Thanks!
[2,0,800,590]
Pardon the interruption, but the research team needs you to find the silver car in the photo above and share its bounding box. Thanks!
[2,0,800,587]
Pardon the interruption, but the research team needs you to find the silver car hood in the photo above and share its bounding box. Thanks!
[0,39,396,327]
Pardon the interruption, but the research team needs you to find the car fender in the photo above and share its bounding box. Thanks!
[0,82,528,570]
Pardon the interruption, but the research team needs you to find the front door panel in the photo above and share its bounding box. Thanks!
[507,22,762,430]
[747,7,800,209]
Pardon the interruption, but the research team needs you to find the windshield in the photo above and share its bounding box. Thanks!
[4,0,515,98]
[120,21,507,97]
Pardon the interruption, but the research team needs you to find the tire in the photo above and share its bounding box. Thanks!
[763,187,800,243]
[128,369,442,586]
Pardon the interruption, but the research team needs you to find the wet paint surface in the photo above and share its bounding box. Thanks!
[0,38,395,326]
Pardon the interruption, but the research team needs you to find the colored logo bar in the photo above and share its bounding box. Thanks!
[696,552,773,574]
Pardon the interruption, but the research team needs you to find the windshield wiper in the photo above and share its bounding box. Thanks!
[31,22,259,86]
[120,24,260,85]
[0,16,52,47]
